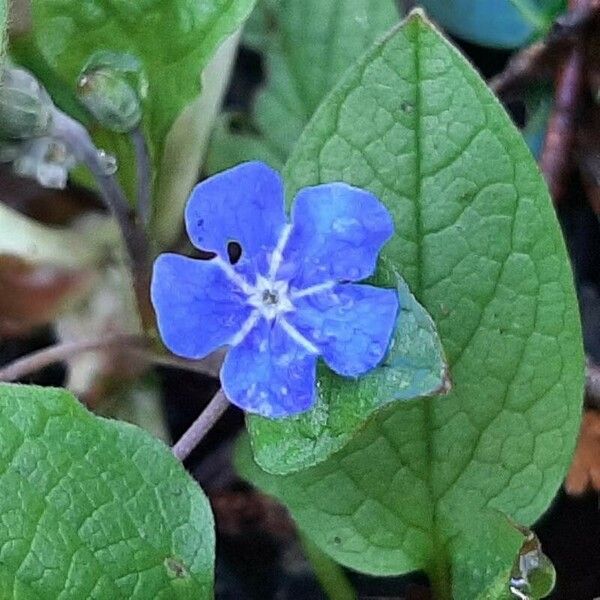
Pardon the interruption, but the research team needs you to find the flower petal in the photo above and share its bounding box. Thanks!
[288,283,399,377]
[280,183,394,288]
[151,254,253,359]
[220,319,317,418]
[185,161,287,272]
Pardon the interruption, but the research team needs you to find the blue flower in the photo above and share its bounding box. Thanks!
[151,162,399,418]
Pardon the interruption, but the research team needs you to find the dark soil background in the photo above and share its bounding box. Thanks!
[1,30,599,600]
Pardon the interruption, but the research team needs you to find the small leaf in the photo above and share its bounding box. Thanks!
[237,12,583,597]
[248,269,448,474]
[419,0,566,49]
[0,383,215,598]
[11,0,256,211]
[206,0,400,171]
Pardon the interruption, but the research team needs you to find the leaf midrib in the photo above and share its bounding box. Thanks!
[408,20,453,591]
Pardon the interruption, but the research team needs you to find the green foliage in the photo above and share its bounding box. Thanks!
[11,0,256,213]
[0,0,5,54]
[0,383,215,598]
[206,0,399,173]
[301,535,357,600]
[419,0,566,49]
[248,269,448,474]
[237,12,583,598]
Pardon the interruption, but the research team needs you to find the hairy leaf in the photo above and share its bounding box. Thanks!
[237,13,583,597]
[0,383,214,598]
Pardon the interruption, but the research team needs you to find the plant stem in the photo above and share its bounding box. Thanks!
[51,108,154,328]
[172,389,230,461]
[140,349,222,379]
[300,535,356,600]
[0,336,222,382]
[540,0,589,202]
[0,334,144,382]
[131,125,153,225]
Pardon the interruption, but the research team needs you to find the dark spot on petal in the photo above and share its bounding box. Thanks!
[165,557,189,579]
[197,218,204,227]
[227,241,242,264]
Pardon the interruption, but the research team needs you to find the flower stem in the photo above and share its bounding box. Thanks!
[51,108,154,329]
[130,125,153,226]
[0,334,144,382]
[172,389,230,461]
[0,337,222,382]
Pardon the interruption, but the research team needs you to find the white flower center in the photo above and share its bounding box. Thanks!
[248,275,294,320]
[213,225,333,354]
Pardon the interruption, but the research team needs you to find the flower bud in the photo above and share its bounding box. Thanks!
[77,53,144,133]
[0,67,53,140]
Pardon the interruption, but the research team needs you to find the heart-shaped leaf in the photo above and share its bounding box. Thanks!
[237,12,583,597]
[0,383,214,598]
[248,269,448,474]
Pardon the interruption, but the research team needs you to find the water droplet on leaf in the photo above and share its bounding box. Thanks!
[510,529,556,599]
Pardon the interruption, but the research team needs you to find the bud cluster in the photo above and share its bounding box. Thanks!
[0,65,76,189]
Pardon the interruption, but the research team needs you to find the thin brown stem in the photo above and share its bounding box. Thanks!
[0,336,222,382]
[539,0,590,202]
[0,334,144,382]
[172,389,230,461]
[133,348,222,379]
[540,44,586,201]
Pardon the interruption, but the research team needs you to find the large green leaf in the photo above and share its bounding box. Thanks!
[237,12,583,598]
[11,0,256,212]
[248,268,448,474]
[206,0,399,173]
[0,383,214,598]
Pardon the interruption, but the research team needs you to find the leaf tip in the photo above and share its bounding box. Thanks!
[405,7,431,26]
